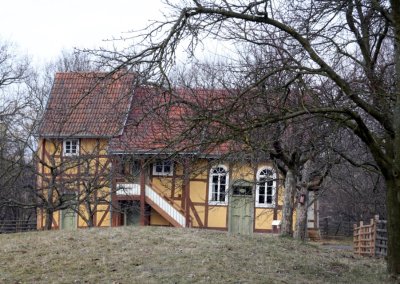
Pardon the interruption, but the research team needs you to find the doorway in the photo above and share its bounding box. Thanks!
[228,182,254,235]
[120,200,141,226]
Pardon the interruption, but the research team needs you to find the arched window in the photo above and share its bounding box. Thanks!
[256,167,276,207]
[209,165,228,204]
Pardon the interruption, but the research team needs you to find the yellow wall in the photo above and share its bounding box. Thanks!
[189,181,207,203]
[190,160,209,179]
[37,140,288,233]
[191,205,206,227]
[37,138,112,230]
[231,162,254,181]
[207,206,227,228]
[96,204,111,227]
[150,210,170,226]
[151,177,174,196]
[254,208,275,230]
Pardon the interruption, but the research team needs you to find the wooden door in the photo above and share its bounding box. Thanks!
[229,194,253,235]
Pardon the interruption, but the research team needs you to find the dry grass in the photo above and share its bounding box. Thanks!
[0,227,388,283]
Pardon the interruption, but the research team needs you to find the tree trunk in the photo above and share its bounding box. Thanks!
[280,168,295,236]
[85,201,95,227]
[385,177,400,276]
[87,217,94,227]
[45,208,53,230]
[294,186,308,241]
[390,0,400,277]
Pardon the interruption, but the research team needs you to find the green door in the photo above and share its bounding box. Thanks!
[229,194,253,235]
[61,208,76,230]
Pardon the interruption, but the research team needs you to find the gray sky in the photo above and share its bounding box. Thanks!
[0,0,165,64]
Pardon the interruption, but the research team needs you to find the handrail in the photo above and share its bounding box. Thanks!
[148,181,185,214]
[114,181,190,227]
[145,185,186,227]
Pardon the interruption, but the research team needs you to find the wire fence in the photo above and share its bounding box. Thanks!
[320,217,354,237]
[0,220,37,233]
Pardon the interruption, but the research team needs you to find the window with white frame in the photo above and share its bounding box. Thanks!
[63,139,79,156]
[152,160,173,176]
[209,165,229,204]
[256,167,276,207]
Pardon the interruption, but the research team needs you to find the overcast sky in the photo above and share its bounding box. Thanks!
[0,0,165,65]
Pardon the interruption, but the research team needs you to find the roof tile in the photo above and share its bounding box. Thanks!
[39,72,136,138]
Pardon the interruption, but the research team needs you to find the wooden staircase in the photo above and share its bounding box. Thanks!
[116,182,187,227]
[145,184,186,227]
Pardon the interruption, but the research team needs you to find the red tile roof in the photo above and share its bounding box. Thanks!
[109,87,236,156]
[40,72,240,156]
[39,72,136,138]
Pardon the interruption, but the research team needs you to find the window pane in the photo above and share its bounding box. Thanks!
[219,192,225,202]
[71,140,78,153]
[212,175,218,183]
[155,165,163,172]
[212,185,218,201]
[267,196,272,204]
[220,175,226,185]
[259,185,265,195]
[259,195,265,203]
[65,141,71,153]
[220,184,225,193]
[213,183,218,194]
[164,164,171,173]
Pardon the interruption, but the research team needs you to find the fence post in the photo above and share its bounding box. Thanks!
[373,215,379,256]
[369,217,375,256]
[353,223,358,255]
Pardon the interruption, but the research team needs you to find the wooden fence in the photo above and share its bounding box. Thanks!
[353,215,387,257]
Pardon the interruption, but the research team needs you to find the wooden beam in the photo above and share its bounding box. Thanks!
[140,159,146,226]
[183,159,191,227]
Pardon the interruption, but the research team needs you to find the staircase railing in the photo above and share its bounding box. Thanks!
[116,182,186,227]
[145,185,186,227]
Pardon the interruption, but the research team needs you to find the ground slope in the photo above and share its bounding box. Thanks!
[0,227,387,283]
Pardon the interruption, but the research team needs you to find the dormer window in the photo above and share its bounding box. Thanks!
[152,160,173,176]
[63,139,79,156]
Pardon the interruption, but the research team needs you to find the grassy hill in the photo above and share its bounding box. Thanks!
[0,227,387,283]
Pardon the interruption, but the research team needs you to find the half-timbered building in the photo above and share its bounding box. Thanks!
[37,71,319,235]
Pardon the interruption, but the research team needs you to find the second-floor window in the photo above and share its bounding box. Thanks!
[152,160,173,176]
[63,139,79,156]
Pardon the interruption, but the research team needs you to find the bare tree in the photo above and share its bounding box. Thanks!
[93,0,400,276]
[0,48,102,230]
